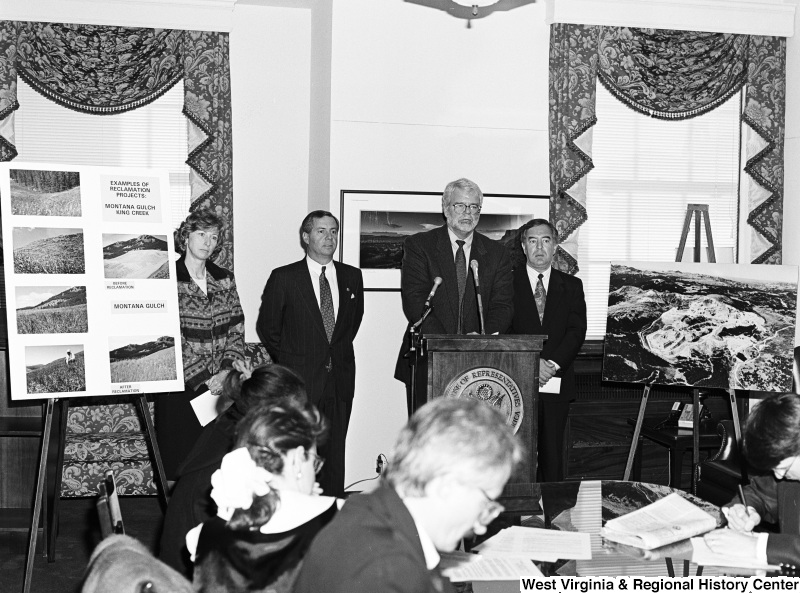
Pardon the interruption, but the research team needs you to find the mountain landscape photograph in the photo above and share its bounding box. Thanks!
[102,234,169,279]
[603,262,798,392]
[26,345,86,394]
[13,227,85,274]
[16,285,88,334]
[10,168,82,216]
[359,211,532,269]
[108,335,177,383]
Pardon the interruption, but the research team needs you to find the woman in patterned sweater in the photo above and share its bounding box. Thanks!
[156,207,245,480]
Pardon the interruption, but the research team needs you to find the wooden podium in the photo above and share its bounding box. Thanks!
[411,334,544,486]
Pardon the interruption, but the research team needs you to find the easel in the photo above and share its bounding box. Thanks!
[623,204,743,492]
[23,394,170,593]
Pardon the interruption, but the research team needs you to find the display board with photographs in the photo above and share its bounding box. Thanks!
[0,163,184,400]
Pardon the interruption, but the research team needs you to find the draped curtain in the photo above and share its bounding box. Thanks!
[549,24,786,273]
[0,22,234,269]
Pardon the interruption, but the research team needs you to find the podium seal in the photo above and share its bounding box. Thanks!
[443,367,523,434]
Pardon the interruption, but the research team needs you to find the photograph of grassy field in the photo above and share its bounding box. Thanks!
[16,286,88,334]
[13,228,85,274]
[109,335,177,383]
[26,346,86,394]
[103,234,169,279]
[10,169,82,216]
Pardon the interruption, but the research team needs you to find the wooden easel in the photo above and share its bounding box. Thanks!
[623,204,743,492]
[23,394,170,593]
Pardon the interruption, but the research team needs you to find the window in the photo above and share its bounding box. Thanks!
[578,83,742,340]
[14,79,191,230]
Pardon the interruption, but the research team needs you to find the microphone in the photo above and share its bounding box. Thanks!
[470,260,480,288]
[470,260,486,335]
[424,277,443,307]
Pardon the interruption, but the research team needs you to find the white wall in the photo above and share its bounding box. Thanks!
[329,0,551,487]
[230,4,313,340]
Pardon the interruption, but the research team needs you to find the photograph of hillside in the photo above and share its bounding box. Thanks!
[109,335,177,383]
[359,211,533,269]
[26,345,86,394]
[603,262,798,392]
[16,285,88,334]
[10,169,82,216]
[102,234,169,279]
[13,227,85,274]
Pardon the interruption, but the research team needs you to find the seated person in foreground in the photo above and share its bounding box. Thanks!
[704,392,800,570]
[186,399,336,593]
[294,397,524,593]
[159,363,308,577]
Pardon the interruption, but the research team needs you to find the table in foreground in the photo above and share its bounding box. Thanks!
[471,480,729,591]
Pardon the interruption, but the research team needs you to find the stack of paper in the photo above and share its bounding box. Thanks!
[600,493,717,550]
[473,526,592,562]
[690,538,779,572]
[439,551,544,581]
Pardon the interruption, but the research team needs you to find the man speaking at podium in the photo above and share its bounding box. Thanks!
[510,218,586,482]
[394,178,514,415]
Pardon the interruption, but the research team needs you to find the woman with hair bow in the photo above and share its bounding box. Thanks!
[186,398,338,593]
[159,362,308,577]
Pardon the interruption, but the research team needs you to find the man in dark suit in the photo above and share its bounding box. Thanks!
[294,397,524,593]
[395,178,514,414]
[510,218,586,482]
[704,393,800,573]
[257,210,364,497]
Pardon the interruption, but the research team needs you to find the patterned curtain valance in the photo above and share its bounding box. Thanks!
[598,28,748,121]
[0,22,234,269]
[16,23,184,115]
[549,24,786,271]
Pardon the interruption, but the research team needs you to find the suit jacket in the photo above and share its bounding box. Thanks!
[732,475,800,569]
[257,259,364,404]
[509,265,586,402]
[294,484,452,593]
[395,225,514,382]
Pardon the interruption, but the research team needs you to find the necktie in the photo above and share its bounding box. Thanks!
[455,240,466,334]
[534,273,546,323]
[320,266,335,343]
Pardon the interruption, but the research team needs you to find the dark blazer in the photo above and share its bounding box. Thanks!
[732,475,800,570]
[158,402,245,577]
[294,484,453,593]
[509,265,586,402]
[395,225,514,382]
[257,258,364,404]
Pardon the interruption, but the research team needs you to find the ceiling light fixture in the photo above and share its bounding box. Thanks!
[450,0,501,16]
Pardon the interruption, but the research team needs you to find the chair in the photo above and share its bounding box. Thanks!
[694,419,745,506]
[81,534,193,593]
[97,470,124,538]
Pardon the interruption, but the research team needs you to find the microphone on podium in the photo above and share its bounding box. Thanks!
[424,277,443,308]
[470,260,486,335]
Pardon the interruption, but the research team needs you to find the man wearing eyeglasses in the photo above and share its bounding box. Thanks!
[395,178,514,415]
[703,392,800,573]
[294,397,524,593]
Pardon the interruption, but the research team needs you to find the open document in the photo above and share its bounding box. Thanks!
[690,538,779,572]
[473,526,591,562]
[439,551,544,581]
[600,493,717,550]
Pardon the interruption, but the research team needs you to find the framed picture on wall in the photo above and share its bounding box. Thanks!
[339,190,549,291]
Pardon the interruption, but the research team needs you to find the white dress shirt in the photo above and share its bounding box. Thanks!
[306,256,339,319]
